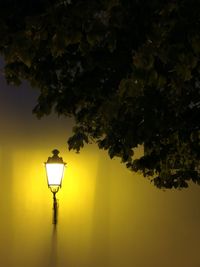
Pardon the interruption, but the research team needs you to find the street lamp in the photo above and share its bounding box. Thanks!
[45,149,66,224]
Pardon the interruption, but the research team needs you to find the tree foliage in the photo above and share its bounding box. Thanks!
[1,0,200,188]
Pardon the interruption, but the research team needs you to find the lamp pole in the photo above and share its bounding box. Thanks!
[52,191,58,225]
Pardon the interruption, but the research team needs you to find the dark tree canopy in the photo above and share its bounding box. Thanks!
[1,0,200,188]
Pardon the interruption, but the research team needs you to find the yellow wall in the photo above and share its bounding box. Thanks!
[1,71,200,267]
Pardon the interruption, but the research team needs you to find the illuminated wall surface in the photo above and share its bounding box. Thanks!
[1,64,200,267]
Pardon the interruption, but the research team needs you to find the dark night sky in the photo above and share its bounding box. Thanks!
[0,57,74,147]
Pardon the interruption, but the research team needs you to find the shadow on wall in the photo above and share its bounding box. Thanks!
[40,210,59,267]
[0,146,14,267]
[90,154,111,267]
[49,225,58,267]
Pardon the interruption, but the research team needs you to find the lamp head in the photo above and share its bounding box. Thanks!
[45,149,66,193]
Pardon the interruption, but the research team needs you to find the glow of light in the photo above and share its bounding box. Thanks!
[45,163,65,187]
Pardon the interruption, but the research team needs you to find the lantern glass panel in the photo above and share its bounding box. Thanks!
[45,163,65,186]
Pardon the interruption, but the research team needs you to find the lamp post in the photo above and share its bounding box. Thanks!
[45,149,66,225]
